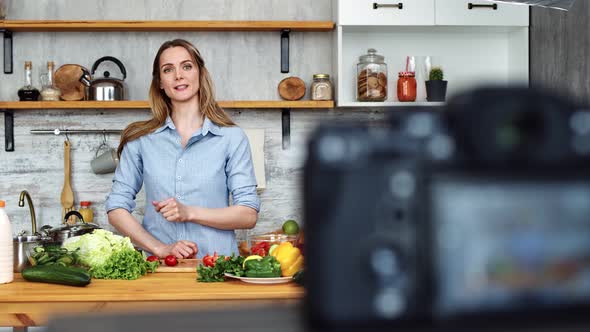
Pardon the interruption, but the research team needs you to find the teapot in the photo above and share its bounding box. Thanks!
[79,56,127,101]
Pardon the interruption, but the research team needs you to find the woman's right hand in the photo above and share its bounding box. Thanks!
[156,240,198,259]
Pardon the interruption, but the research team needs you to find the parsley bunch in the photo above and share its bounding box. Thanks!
[197,254,245,282]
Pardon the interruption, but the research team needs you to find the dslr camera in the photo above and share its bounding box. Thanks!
[304,87,590,330]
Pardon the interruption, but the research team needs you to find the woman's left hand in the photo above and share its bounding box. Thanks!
[153,198,192,222]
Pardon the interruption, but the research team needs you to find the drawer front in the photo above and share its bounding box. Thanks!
[339,0,435,26]
[435,0,529,26]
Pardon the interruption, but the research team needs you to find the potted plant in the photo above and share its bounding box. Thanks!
[425,67,448,102]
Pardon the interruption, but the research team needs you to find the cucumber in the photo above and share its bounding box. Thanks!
[22,265,91,287]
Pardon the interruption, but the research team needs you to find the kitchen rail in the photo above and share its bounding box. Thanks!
[0,272,304,328]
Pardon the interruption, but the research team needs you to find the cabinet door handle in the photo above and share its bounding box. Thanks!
[468,3,498,10]
[373,3,403,10]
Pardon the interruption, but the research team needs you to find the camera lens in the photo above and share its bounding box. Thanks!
[495,110,545,153]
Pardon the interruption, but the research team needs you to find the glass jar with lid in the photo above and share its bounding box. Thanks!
[310,74,333,101]
[397,71,417,102]
[357,48,387,102]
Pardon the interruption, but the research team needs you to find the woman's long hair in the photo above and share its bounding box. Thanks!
[117,39,235,156]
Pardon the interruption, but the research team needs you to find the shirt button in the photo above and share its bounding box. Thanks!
[178,159,183,163]
[177,176,182,181]
[177,195,182,200]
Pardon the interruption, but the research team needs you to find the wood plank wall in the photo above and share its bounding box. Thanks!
[530,1,590,105]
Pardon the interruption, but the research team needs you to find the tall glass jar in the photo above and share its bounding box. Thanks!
[357,48,387,102]
[40,61,61,101]
[310,74,333,101]
[397,71,417,102]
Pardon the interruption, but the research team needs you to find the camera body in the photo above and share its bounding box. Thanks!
[304,87,590,330]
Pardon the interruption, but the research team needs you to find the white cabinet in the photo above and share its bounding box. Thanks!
[334,0,530,107]
[337,0,435,26]
[435,0,529,26]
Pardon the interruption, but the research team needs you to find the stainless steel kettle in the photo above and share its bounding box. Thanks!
[79,56,127,101]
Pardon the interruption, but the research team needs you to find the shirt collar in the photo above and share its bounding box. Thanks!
[153,115,223,136]
[202,116,223,136]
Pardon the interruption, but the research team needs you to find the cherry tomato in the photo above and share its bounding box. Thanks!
[203,254,215,267]
[146,255,159,262]
[164,255,178,266]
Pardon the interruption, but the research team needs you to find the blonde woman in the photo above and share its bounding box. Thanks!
[105,39,259,259]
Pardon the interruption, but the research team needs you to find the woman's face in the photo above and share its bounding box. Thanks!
[159,46,200,104]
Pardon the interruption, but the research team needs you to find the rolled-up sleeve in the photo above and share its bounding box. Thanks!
[225,129,260,212]
[105,139,144,213]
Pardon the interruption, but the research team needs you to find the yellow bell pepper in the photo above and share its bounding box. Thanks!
[270,242,304,277]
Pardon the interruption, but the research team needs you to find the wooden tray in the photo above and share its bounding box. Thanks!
[155,258,200,273]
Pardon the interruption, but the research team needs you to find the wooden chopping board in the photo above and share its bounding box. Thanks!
[54,64,88,101]
[278,76,306,100]
[156,259,200,273]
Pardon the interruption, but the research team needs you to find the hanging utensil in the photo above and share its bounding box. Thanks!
[60,139,75,223]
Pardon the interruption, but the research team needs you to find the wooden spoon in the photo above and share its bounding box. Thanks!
[60,140,75,223]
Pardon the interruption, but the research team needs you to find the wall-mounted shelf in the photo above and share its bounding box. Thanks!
[0,100,334,109]
[0,20,334,74]
[0,19,336,151]
[0,20,334,32]
[0,100,334,152]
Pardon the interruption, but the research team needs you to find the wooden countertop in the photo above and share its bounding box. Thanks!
[0,273,304,327]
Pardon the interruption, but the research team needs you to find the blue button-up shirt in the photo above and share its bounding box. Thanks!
[105,116,260,258]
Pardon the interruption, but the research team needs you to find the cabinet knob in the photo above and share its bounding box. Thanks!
[373,2,403,10]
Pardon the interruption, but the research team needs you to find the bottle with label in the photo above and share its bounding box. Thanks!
[0,200,14,284]
[40,61,61,101]
[18,61,40,101]
[79,201,94,223]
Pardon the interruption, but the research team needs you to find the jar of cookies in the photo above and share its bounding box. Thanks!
[357,48,387,102]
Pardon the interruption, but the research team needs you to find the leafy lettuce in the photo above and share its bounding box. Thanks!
[63,229,158,280]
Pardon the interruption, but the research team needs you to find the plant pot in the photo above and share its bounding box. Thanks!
[426,80,448,102]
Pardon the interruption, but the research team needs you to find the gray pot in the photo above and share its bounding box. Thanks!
[38,211,102,245]
[13,235,50,272]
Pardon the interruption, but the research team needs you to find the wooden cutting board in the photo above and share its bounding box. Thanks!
[155,259,200,273]
[278,76,306,100]
[54,64,88,101]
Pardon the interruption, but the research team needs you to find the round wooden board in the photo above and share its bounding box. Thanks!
[54,64,88,101]
[278,77,306,101]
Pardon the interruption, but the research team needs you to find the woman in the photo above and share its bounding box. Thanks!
[105,39,260,259]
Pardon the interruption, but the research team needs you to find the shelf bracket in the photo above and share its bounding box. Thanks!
[2,110,14,151]
[281,108,290,150]
[280,29,290,73]
[0,29,13,74]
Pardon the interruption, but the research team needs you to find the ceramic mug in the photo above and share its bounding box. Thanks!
[91,142,119,174]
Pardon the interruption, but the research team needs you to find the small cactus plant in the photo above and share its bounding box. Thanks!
[429,67,444,81]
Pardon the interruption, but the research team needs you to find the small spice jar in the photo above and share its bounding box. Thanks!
[397,71,417,102]
[78,201,94,223]
[357,48,387,102]
[310,74,333,101]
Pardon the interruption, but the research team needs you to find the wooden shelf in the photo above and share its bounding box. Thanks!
[0,100,334,110]
[338,101,445,107]
[0,20,334,32]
